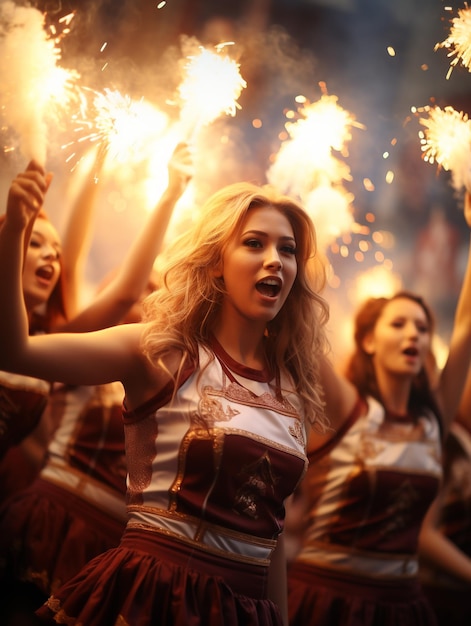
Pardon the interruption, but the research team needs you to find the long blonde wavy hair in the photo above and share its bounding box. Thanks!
[141,182,330,427]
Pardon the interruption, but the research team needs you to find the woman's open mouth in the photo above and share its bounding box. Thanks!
[255,277,282,298]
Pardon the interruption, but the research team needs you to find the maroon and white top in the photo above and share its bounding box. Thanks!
[0,370,50,458]
[295,396,442,579]
[40,381,128,521]
[420,419,471,588]
[123,339,308,567]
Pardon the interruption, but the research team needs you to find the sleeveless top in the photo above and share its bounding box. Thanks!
[0,370,50,458]
[420,419,471,588]
[123,340,308,567]
[295,396,442,578]
[439,421,471,558]
[40,381,128,521]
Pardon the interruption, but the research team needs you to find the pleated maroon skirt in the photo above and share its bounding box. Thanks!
[36,527,284,626]
[288,560,438,626]
[0,477,125,594]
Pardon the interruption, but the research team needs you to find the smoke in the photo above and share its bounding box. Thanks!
[0,0,79,165]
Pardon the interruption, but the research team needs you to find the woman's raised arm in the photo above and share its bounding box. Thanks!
[437,190,471,435]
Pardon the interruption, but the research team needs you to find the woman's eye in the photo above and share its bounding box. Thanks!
[281,245,297,255]
[391,321,404,328]
[244,239,262,248]
[29,239,41,248]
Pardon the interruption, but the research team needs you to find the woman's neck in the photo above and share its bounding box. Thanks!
[375,370,412,416]
[212,323,266,370]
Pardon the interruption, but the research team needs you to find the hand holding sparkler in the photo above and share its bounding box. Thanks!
[6,160,52,229]
[167,142,195,197]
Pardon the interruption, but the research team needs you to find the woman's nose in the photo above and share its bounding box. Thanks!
[406,322,419,337]
[264,247,282,270]
[41,243,58,260]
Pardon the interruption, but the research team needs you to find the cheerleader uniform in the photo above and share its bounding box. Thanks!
[0,381,127,599]
[0,370,51,504]
[0,370,50,459]
[288,396,442,626]
[36,339,308,626]
[419,420,471,626]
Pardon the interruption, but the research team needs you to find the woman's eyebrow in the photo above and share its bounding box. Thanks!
[241,229,296,242]
[31,230,62,251]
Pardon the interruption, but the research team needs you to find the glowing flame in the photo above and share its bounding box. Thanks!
[287,94,359,155]
[349,265,402,305]
[418,105,471,191]
[177,42,247,141]
[267,91,364,251]
[0,2,79,164]
[305,185,354,252]
[432,334,449,370]
[436,6,471,77]
[73,88,170,168]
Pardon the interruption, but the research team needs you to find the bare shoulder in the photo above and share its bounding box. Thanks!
[121,325,184,411]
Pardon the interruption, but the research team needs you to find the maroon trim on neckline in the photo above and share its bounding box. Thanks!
[210,335,272,383]
[384,409,414,423]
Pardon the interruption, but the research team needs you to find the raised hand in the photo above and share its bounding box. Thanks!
[166,142,194,196]
[465,189,471,228]
[6,160,52,229]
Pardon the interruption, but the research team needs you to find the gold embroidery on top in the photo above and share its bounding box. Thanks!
[233,451,278,519]
[210,381,299,419]
[125,416,159,507]
[201,380,303,446]
[192,386,239,430]
[358,436,384,460]
[289,419,306,447]
[380,478,420,538]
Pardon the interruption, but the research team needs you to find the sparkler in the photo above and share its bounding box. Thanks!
[72,88,170,168]
[0,2,79,164]
[350,265,402,303]
[418,105,471,191]
[435,5,471,78]
[267,91,364,251]
[304,185,355,253]
[177,41,247,142]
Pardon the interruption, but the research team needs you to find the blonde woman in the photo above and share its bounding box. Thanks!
[0,168,329,626]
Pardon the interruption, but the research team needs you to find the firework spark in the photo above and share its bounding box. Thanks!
[267,91,363,251]
[436,5,471,77]
[71,88,170,170]
[350,265,402,303]
[418,105,471,191]
[304,185,355,252]
[177,42,247,141]
[0,1,79,164]
[287,94,360,155]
